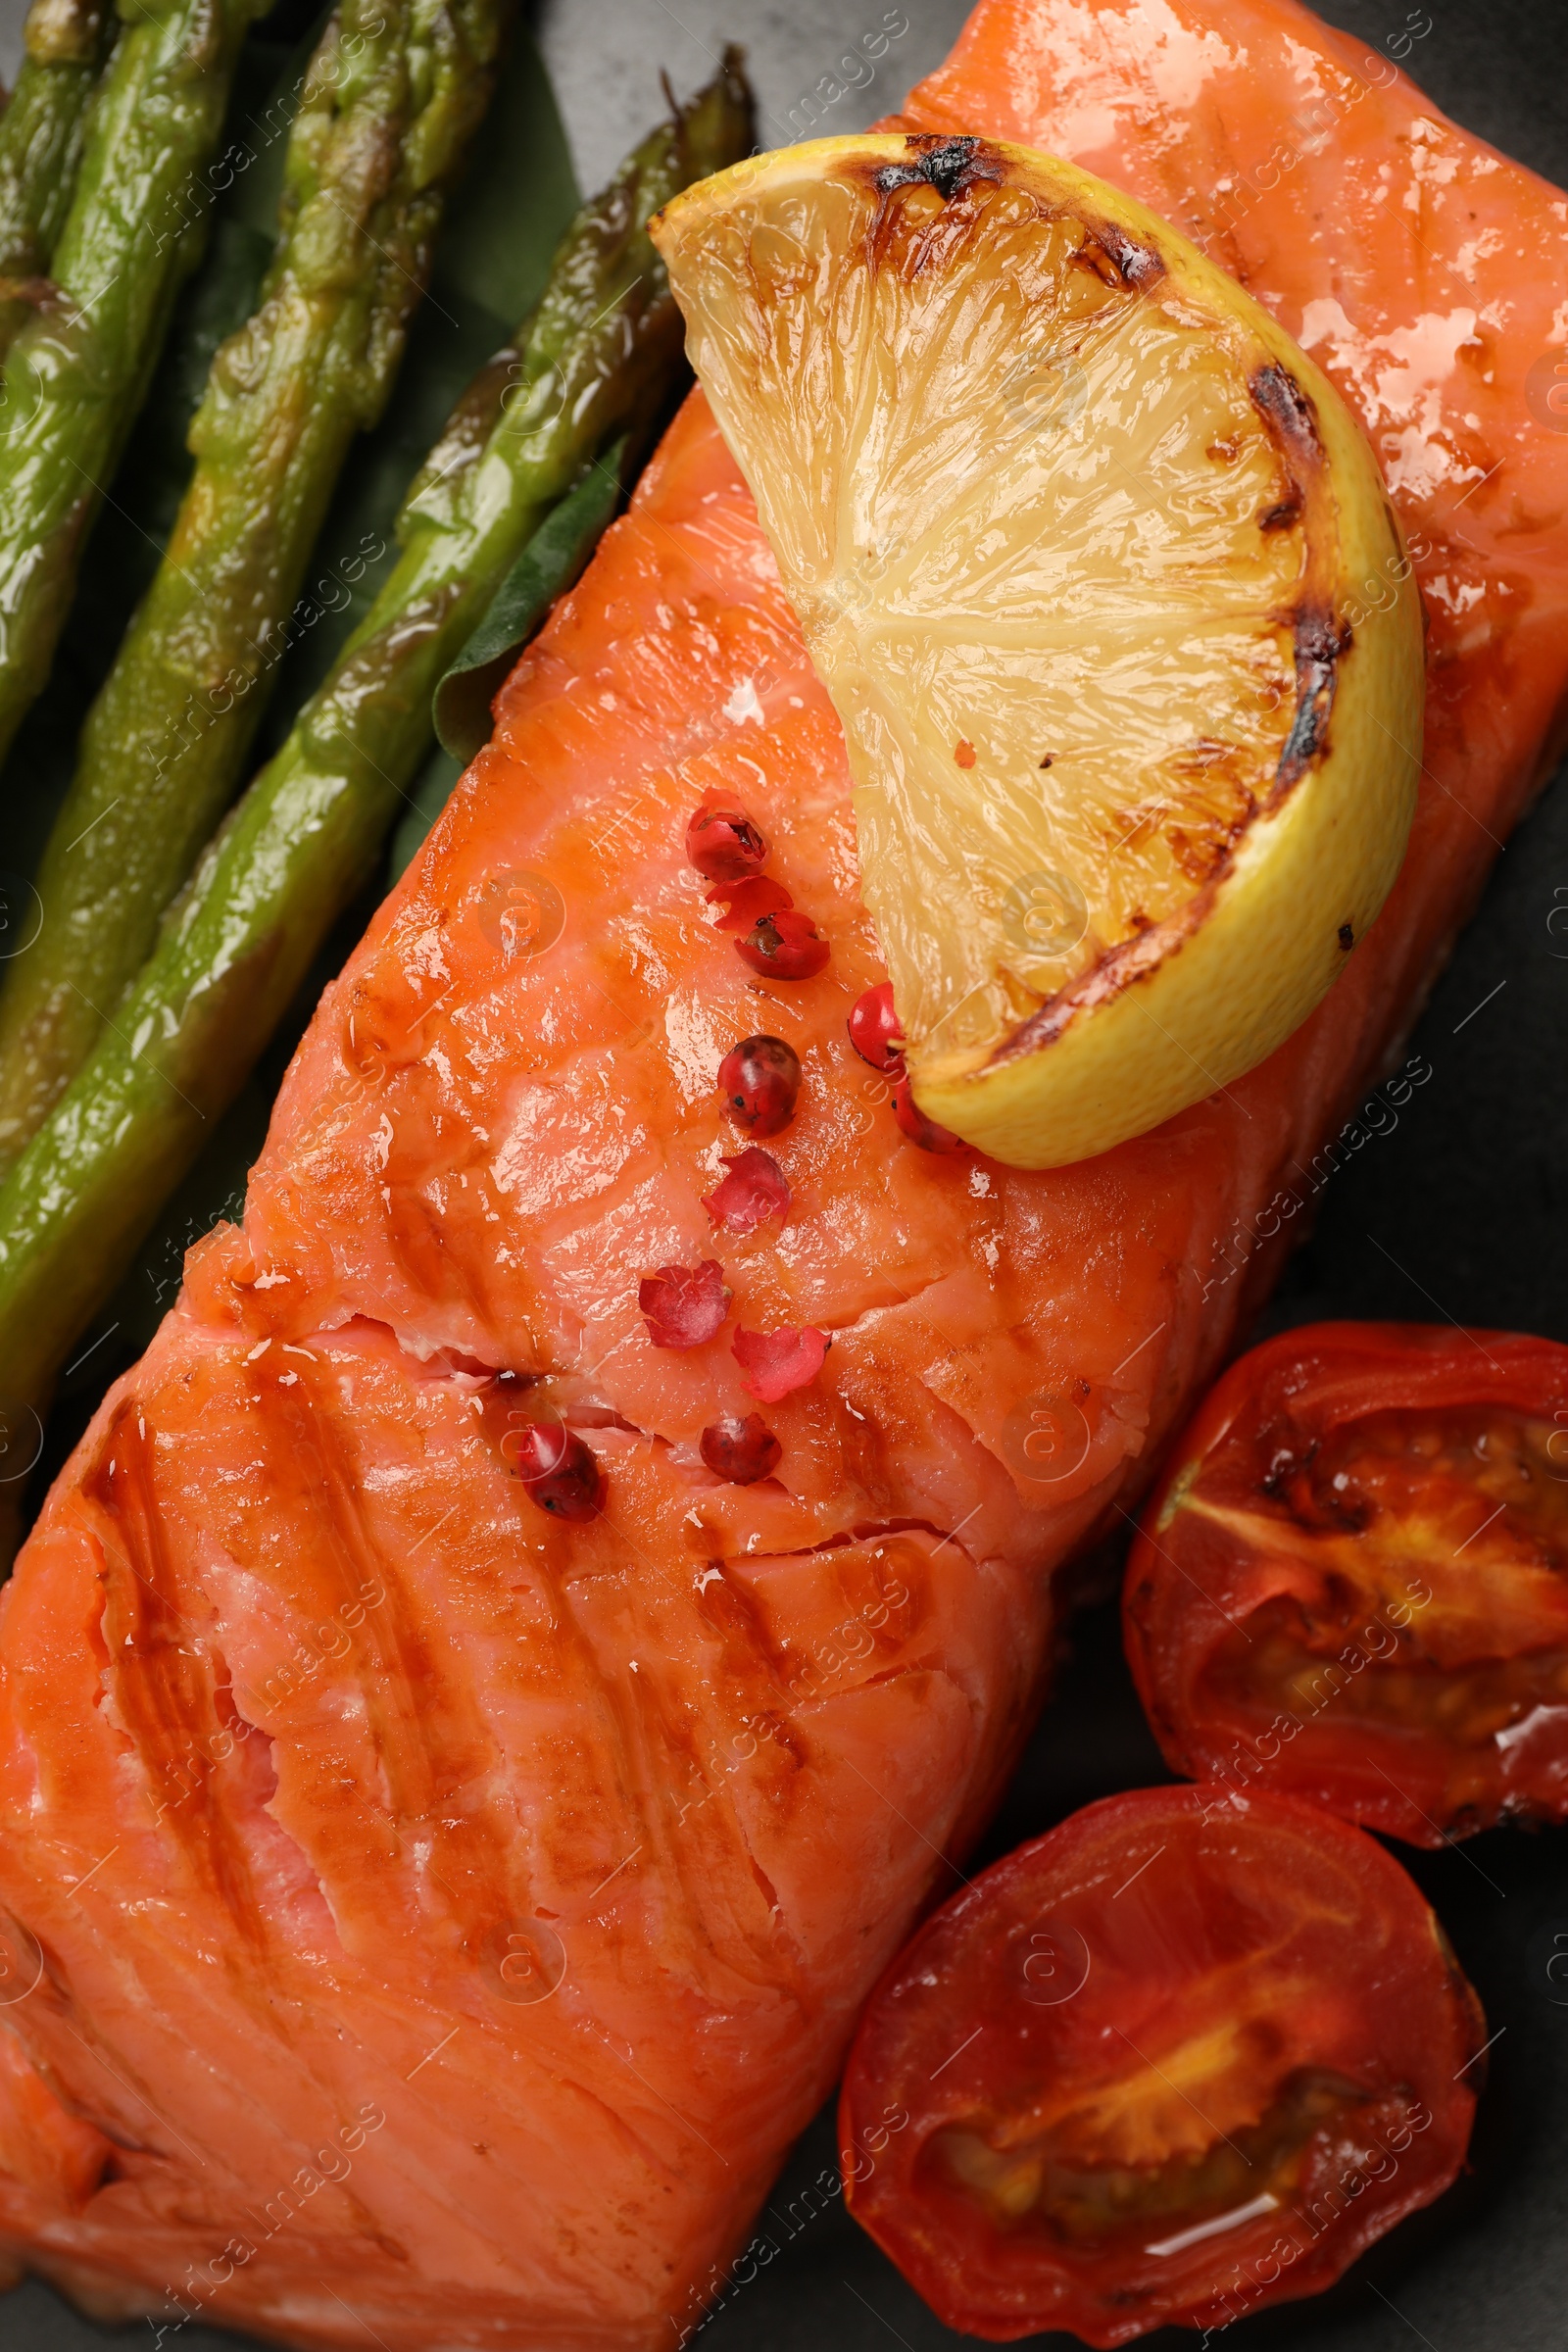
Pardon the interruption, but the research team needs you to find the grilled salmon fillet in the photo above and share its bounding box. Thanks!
[0,4,1565,2345]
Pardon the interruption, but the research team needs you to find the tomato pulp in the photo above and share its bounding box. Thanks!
[1124,1322,1568,1843]
[839,1787,1483,2345]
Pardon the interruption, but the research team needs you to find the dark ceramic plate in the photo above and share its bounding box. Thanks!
[3,1,1565,2346]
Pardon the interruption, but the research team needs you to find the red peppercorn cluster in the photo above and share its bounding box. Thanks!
[684,798,830,980]
[693,1021,811,1485]
[653,798,839,1494]
[847,981,964,1154]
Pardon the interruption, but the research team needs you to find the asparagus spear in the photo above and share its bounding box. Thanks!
[0,0,518,1183]
[0,0,117,346]
[0,55,754,1439]
[0,0,272,775]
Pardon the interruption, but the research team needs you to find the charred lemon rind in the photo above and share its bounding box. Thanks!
[913,300,1423,1167]
[913,656,1422,1165]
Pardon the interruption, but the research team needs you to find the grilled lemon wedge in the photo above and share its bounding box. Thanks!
[651,134,1422,1168]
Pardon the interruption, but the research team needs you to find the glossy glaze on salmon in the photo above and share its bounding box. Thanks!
[0,5,1566,2346]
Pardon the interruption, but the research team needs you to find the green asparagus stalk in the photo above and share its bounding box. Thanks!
[0,0,518,1184]
[0,0,117,349]
[0,54,754,1443]
[0,0,270,773]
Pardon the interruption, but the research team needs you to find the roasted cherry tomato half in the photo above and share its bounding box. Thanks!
[1124,1321,1568,1844]
[840,1786,1483,2347]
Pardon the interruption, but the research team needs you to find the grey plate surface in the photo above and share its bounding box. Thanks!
[0,1,1565,2347]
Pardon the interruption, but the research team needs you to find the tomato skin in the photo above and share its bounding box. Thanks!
[1123,1321,1568,1845]
[839,1786,1483,2347]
